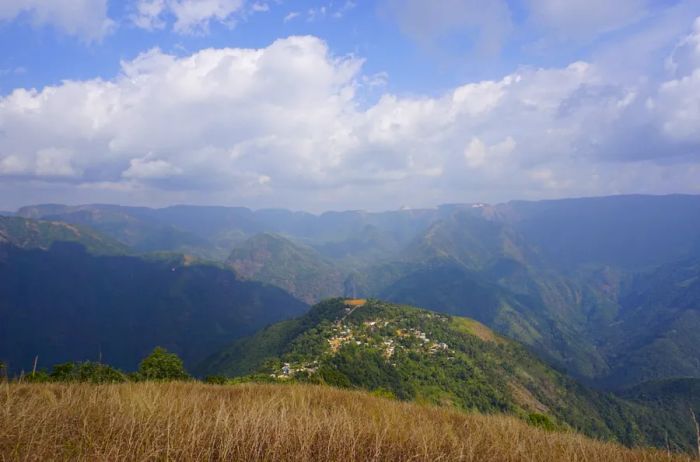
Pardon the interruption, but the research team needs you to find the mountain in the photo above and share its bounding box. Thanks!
[374,260,613,379]
[596,258,700,387]
[16,204,218,258]
[620,378,700,451]
[505,195,700,270]
[0,240,307,373]
[0,215,128,255]
[198,298,700,453]
[16,204,444,262]
[353,197,700,389]
[226,233,344,304]
[13,195,700,389]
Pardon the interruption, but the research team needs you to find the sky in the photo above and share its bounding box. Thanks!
[1,0,700,212]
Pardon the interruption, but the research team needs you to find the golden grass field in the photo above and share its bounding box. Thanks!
[0,381,694,461]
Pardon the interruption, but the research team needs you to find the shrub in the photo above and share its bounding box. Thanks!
[50,361,127,383]
[526,412,558,431]
[204,375,228,385]
[137,347,190,381]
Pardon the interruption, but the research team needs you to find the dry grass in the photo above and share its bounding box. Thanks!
[0,381,693,461]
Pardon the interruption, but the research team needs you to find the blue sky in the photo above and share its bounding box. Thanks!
[1,0,700,211]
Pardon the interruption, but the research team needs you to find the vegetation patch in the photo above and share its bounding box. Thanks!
[0,382,689,462]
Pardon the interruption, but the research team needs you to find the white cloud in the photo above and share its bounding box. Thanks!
[0,154,28,174]
[464,136,515,168]
[251,2,269,13]
[35,148,79,177]
[306,6,327,22]
[332,1,356,19]
[380,0,513,56]
[132,0,246,34]
[1,28,700,210]
[527,0,648,41]
[123,157,183,179]
[667,16,700,78]
[0,0,114,42]
[283,11,300,23]
[131,0,167,30]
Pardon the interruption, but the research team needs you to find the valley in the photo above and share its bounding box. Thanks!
[3,195,700,456]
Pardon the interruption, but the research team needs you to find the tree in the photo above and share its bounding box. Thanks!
[138,347,189,381]
[50,361,126,383]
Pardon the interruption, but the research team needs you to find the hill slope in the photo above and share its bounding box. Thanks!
[366,200,700,389]
[0,241,307,373]
[226,233,344,304]
[199,299,698,452]
[0,216,128,255]
[0,382,688,462]
[14,195,700,389]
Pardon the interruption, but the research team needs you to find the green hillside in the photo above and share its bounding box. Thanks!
[367,204,700,389]
[0,216,128,255]
[226,233,344,304]
[16,204,219,258]
[0,240,307,373]
[13,196,700,391]
[597,259,700,387]
[199,298,699,452]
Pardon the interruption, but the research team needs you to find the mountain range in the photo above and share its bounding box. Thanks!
[8,195,700,389]
[0,216,307,373]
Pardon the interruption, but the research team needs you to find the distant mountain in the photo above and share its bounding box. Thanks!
[0,216,128,255]
[13,195,700,389]
[199,298,700,453]
[16,204,445,261]
[0,240,307,373]
[350,196,700,389]
[374,260,612,379]
[226,233,344,304]
[504,195,700,270]
[596,258,700,387]
[16,204,217,258]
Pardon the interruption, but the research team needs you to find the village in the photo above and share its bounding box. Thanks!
[271,300,453,379]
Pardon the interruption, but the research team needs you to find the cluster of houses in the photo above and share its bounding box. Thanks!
[272,361,319,379]
[272,307,455,379]
[325,317,452,361]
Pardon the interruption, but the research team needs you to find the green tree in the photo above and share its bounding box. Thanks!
[49,361,126,383]
[138,347,190,381]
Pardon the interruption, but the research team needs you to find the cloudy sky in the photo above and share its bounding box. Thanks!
[1,0,699,212]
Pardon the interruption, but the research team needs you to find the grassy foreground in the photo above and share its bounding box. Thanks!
[0,382,693,462]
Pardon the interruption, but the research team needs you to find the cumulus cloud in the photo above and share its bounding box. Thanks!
[131,0,246,34]
[1,28,700,210]
[0,0,114,41]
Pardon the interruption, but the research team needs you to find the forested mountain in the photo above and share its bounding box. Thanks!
[349,197,700,389]
[596,259,700,387]
[0,216,128,255]
[199,298,700,453]
[9,195,700,389]
[16,204,445,261]
[226,233,344,304]
[0,236,307,373]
